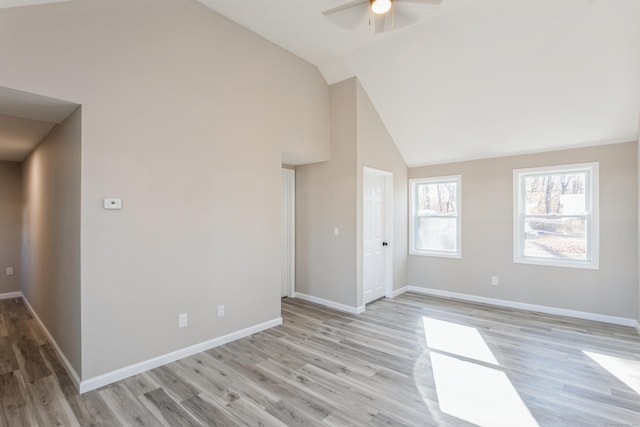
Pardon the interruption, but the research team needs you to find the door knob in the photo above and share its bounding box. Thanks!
[382,242,388,246]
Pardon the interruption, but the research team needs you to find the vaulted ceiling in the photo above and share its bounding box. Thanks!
[198,0,640,166]
[2,0,639,166]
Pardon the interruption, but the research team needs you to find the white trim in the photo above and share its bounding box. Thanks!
[21,295,82,390]
[407,286,637,327]
[295,292,365,314]
[389,286,408,298]
[409,175,462,259]
[0,291,22,300]
[79,317,282,393]
[513,162,599,270]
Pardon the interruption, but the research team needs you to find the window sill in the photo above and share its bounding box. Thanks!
[513,257,598,270]
[410,250,462,259]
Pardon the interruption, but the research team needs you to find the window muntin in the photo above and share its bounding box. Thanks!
[514,163,598,269]
[410,176,461,258]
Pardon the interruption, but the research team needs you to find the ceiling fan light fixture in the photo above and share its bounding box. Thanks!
[371,0,392,15]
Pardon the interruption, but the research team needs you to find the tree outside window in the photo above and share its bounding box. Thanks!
[514,163,599,269]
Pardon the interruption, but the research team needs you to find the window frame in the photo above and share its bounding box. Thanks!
[409,175,462,259]
[513,162,599,270]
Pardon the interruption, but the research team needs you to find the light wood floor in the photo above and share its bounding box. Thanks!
[1,293,639,426]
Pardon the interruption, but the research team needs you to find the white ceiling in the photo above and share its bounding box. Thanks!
[0,115,55,162]
[2,0,639,166]
[198,0,640,166]
[0,86,78,161]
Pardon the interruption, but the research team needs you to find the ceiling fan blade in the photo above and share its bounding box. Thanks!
[322,0,369,16]
[388,7,418,29]
[394,0,443,4]
[373,13,386,34]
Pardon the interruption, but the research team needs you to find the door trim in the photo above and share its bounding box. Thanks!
[363,167,394,303]
[282,168,295,298]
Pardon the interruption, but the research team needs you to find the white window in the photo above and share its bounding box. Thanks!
[513,163,599,269]
[410,175,461,258]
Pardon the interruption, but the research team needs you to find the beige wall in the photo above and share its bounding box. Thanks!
[296,79,358,307]
[355,80,408,301]
[22,108,82,375]
[0,161,22,295]
[409,142,638,319]
[0,0,329,379]
[296,78,408,309]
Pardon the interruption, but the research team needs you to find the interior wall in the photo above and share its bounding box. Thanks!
[0,161,22,295]
[355,80,408,304]
[409,142,638,319]
[296,79,358,307]
[296,77,409,310]
[0,0,330,379]
[22,108,82,376]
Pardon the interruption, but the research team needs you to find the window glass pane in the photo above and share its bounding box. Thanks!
[417,182,457,216]
[524,173,586,215]
[416,217,457,252]
[523,217,586,260]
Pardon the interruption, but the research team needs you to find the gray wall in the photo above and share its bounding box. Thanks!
[22,108,82,375]
[296,79,358,307]
[355,80,408,299]
[296,78,408,309]
[0,161,22,295]
[409,142,638,319]
[0,0,330,379]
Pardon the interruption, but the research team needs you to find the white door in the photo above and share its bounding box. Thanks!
[281,169,295,298]
[363,169,388,304]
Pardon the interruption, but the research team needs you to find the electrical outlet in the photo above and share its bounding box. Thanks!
[217,305,224,318]
[178,313,188,328]
[6,267,14,276]
[491,276,499,286]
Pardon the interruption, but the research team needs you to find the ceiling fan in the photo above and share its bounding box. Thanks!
[323,0,443,33]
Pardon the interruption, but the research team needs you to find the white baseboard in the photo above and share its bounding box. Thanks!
[21,295,82,391]
[79,317,282,394]
[0,291,23,300]
[388,286,408,298]
[295,293,365,314]
[407,286,637,328]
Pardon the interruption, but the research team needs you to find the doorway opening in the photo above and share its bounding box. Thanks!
[281,168,295,298]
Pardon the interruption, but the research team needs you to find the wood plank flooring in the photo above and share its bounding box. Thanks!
[1,293,639,426]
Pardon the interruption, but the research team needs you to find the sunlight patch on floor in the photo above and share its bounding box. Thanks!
[584,351,640,394]
[423,317,539,427]
[423,317,498,365]
[431,353,539,427]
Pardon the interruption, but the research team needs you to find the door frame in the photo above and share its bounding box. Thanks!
[282,168,296,298]
[362,167,394,302]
